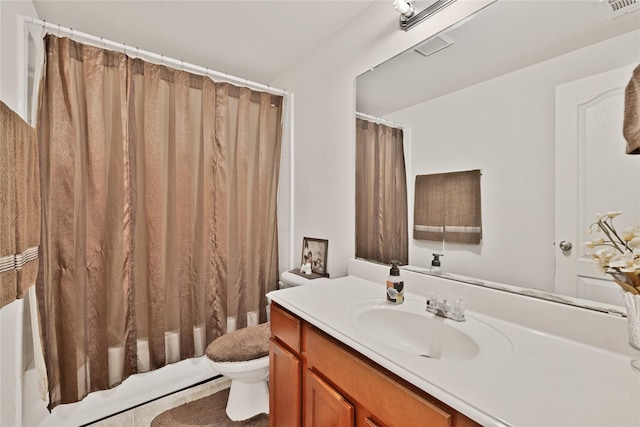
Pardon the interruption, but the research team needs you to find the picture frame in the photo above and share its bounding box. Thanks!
[300,237,329,277]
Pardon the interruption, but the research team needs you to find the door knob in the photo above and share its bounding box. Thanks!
[559,240,573,251]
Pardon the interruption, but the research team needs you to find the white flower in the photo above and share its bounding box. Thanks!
[593,258,607,274]
[595,247,615,259]
[609,254,630,269]
[621,226,636,242]
[585,211,640,277]
[609,252,640,273]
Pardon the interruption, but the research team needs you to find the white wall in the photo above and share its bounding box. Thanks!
[272,0,493,278]
[387,29,640,292]
[0,1,37,114]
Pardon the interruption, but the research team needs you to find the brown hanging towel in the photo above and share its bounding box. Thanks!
[414,169,481,244]
[623,64,640,155]
[0,101,40,309]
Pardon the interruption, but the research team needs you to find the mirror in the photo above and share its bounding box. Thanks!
[356,0,640,310]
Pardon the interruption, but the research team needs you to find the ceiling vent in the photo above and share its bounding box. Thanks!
[414,34,455,58]
[605,0,639,18]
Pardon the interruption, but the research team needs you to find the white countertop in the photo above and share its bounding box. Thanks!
[268,276,640,427]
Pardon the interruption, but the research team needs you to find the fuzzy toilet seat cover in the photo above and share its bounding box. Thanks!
[206,322,270,362]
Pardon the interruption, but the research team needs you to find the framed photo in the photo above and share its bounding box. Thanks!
[300,237,328,277]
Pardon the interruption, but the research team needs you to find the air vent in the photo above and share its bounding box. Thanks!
[606,0,639,18]
[414,34,454,58]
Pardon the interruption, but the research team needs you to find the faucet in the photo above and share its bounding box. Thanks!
[426,292,465,322]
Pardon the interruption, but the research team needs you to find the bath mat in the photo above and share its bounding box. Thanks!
[150,388,268,427]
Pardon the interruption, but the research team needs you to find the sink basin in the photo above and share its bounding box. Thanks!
[350,298,512,362]
[355,307,479,360]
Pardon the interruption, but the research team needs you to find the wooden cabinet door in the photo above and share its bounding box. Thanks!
[305,369,354,427]
[305,325,456,427]
[270,339,301,427]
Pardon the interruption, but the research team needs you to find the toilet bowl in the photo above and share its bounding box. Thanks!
[207,356,270,421]
[205,322,271,421]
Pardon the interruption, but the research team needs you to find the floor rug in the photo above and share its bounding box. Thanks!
[151,388,269,427]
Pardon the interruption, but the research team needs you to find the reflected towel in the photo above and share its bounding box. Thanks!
[623,64,640,155]
[413,174,445,242]
[414,170,482,244]
[0,101,40,308]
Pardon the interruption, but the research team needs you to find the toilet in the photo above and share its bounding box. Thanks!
[279,270,331,288]
[206,272,329,421]
[206,322,271,421]
[266,270,330,321]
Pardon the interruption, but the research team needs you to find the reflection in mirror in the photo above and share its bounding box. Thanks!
[356,0,640,310]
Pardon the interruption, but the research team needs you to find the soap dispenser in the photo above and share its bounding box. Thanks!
[431,253,443,274]
[386,260,404,304]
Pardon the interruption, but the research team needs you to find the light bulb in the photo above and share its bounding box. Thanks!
[392,0,415,18]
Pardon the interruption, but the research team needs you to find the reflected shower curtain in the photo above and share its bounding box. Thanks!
[37,35,282,408]
[355,118,408,265]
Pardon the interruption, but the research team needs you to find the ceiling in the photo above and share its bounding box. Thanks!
[357,0,640,116]
[32,0,375,85]
[30,0,640,115]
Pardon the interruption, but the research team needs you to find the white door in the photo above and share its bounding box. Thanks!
[555,64,640,306]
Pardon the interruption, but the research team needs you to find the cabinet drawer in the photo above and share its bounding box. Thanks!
[270,303,302,353]
[305,325,453,427]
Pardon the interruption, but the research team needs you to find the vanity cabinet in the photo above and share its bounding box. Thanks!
[269,303,302,427]
[270,302,480,427]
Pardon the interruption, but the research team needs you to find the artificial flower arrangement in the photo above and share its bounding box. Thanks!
[584,211,640,294]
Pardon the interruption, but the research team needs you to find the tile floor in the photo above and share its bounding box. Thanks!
[87,376,232,426]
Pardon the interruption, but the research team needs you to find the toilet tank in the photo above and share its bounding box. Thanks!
[279,271,330,288]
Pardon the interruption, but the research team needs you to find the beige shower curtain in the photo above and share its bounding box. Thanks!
[355,118,408,265]
[37,36,282,408]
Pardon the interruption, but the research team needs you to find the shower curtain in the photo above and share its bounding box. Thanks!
[355,118,408,265]
[37,35,282,408]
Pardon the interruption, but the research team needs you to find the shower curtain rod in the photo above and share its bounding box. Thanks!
[22,15,288,97]
[356,111,404,129]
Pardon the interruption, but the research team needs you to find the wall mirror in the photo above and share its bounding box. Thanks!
[356,0,640,311]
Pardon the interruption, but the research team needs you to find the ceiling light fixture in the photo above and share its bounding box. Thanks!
[393,0,416,19]
[394,0,458,31]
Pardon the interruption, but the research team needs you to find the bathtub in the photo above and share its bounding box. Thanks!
[22,293,259,427]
